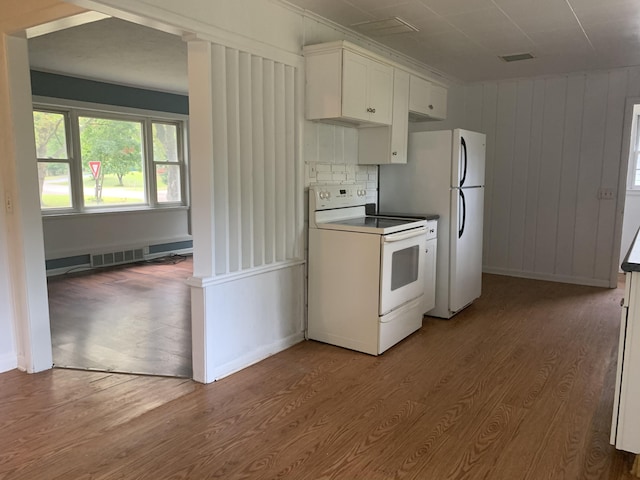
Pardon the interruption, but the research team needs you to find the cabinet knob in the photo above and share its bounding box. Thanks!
[621,298,625,307]
[428,104,434,110]
[392,151,397,156]
[366,107,375,113]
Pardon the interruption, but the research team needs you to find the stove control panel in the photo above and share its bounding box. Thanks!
[310,183,367,210]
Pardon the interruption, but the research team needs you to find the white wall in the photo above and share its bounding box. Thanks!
[43,209,190,260]
[457,68,640,287]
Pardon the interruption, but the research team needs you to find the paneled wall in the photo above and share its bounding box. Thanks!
[188,39,304,382]
[460,67,640,287]
[200,44,300,276]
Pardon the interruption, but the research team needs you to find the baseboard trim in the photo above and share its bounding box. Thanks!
[210,332,305,382]
[483,267,611,288]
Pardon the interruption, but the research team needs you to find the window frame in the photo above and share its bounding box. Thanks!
[33,97,189,215]
[628,110,640,191]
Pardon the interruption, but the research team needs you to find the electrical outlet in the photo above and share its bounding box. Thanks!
[598,187,615,200]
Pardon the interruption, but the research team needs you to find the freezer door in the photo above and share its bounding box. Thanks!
[451,129,486,188]
[449,186,484,313]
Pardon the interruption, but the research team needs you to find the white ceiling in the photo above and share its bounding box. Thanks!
[27,0,640,92]
[288,0,640,82]
[28,18,189,94]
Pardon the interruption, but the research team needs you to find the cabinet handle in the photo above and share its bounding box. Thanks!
[392,151,398,156]
[428,104,434,110]
[621,298,625,307]
[366,107,374,113]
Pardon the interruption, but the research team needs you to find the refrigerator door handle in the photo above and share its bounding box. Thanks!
[458,189,466,238]
[460,136,468,187]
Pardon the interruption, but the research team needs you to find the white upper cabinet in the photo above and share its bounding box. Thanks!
[305,42,393,126]
[409,75,447,121]
[358,68,409,164]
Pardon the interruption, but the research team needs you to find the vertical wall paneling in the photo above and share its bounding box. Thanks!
[226,48,241,273]
[211,44,230,275]
[508,81,534,271]
[572,73,609,280]
[555,75,586,278]
[263,60,276,265]
[489,82,517,269]
[534,77,567,274]
[595,70,628,280]
[481,84,498,266]
[239,52,254,270]
[196,42,300,278]
[626,66,640,98]
[285,66,296,259]
[472,67,637,286]
[274,63,286,262]
[522,79,546,273]
[464,84,484,132]
[252,57,266,267]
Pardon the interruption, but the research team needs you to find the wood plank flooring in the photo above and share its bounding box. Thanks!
[2,273,637,479]
[47,255,192,378]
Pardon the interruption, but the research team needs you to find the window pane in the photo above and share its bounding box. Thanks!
[156,165,182,203]
[33,111,68,159]
[38,162,72,209]
[79,117,146,207]
[153,123,178,162]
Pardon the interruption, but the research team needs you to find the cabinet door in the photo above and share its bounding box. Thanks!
[409,75,431,114]
[428,84,448,120]
[390,69,409,163]
[423,237,437,313]
[368,59,393,125]
[342,50,370,122]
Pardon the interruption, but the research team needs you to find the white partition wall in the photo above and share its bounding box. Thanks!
[188,40,304,383]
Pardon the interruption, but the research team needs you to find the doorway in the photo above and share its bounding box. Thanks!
[28,17,193,377]
[620,103,640,269]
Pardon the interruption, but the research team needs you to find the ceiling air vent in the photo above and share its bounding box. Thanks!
[350,17,419,36]
[499,52,535,62]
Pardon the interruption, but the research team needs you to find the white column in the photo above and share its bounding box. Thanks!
[187,40,216,383]
[0,34,52,372]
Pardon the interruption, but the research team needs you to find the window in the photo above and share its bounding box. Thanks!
[33,104,187,213]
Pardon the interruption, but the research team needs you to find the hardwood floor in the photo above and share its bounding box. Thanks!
[47,255,193,378]
[2,273,636,479]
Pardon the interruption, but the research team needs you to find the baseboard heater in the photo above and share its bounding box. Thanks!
[90,248,145,268]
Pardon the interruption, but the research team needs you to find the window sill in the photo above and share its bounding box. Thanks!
[42,205,189,220]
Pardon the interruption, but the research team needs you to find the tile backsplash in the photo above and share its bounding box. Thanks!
[304,122,378,205]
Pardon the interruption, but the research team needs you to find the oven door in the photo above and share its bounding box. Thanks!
[379,226,427,315]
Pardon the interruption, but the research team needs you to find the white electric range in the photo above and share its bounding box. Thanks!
[307,183,427,355]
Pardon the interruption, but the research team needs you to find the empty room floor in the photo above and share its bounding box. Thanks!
[47,255,193,378]
[4,273,637,479]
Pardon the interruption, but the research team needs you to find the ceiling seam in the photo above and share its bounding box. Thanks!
[563,0,597,53]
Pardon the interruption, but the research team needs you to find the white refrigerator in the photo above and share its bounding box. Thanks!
[379,129,486,319]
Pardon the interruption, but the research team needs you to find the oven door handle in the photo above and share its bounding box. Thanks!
[382,226,427,243]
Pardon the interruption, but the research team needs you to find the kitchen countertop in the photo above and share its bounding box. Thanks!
[365,203,439,221]
[622,228,640,272]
